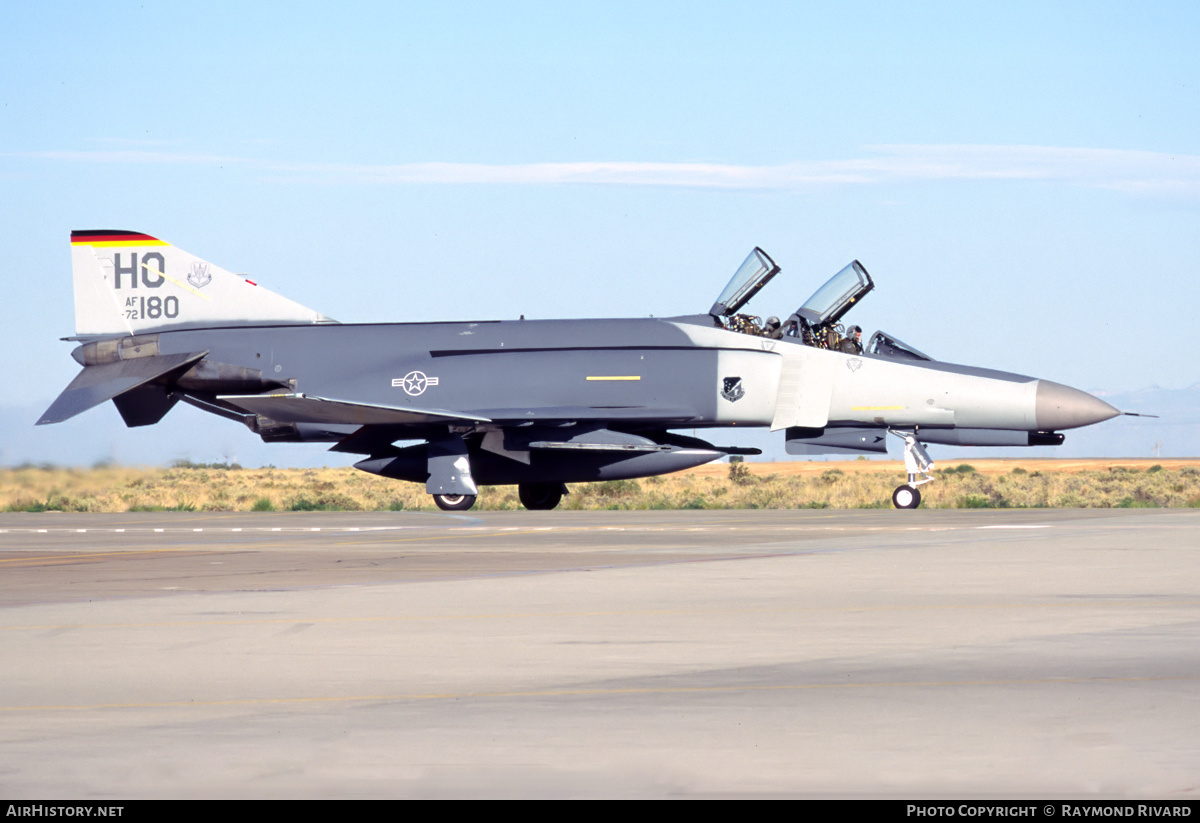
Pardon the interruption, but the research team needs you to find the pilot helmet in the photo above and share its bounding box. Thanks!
[764,316,780,329]
[848,324,862,338]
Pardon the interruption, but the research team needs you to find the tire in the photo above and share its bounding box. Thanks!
[892,485,921,509]
[433,493,477,511]
[518,482,564,511]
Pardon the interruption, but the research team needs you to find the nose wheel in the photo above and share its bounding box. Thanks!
[892,485,921,509]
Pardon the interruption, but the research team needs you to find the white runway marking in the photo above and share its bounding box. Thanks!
[0,526,418,535]
[976,524,1052,529]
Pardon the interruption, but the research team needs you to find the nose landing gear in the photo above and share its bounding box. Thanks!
[890,431,935,509]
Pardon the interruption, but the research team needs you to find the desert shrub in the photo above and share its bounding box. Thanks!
[587,479,642,498]
[728,462,759,486]
[288,494,359,511]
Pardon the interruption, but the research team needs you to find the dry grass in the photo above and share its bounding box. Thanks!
[4,459,1200,512]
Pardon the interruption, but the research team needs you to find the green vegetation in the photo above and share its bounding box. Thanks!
[956,495,1000,509]
[169,459,244,470]
[3,462,1200,512]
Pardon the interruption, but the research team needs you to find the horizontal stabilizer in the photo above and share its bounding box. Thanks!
[217,393,492,427]
[37,351,207,425]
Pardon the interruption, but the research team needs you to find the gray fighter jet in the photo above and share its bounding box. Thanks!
[39,231,1121,510]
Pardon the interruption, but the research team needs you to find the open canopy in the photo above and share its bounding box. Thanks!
[708,247,780,318]
[794,260,873,327]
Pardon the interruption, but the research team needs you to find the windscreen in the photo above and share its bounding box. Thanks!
[868,331,932,361]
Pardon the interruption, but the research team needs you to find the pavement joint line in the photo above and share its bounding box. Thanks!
[4,673,1199,713]
[4,597,1198,632]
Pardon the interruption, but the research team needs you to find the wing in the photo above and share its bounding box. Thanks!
[215,394,700,455]
[217,393,491,427]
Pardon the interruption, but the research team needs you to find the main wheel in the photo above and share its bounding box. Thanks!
[892,485,921,509]
[518,482,564,510]
[433,493,477,511]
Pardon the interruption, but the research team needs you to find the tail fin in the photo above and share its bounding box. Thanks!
[69,230,334,337]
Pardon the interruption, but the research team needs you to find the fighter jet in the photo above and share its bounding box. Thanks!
[39,231,1121,510]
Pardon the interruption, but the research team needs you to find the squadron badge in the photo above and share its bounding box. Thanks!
[187,262,212,289]
[721,376,745,402]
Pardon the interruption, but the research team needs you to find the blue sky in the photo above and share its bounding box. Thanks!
[3,2,1198,466]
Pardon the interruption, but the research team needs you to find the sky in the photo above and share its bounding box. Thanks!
[2,1,1199,466]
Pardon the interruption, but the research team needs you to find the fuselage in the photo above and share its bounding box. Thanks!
[144,313,1114,437]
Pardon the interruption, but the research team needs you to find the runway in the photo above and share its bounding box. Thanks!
[1,508,1197,798]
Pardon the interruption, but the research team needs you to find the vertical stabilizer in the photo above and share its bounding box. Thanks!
[69,230,334,336]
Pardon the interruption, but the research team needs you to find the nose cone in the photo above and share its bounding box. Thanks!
[1035,380,1120,430]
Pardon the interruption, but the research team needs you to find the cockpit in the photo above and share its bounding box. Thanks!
[708,247,931,361]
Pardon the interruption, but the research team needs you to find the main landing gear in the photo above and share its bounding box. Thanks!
[431,483,569,512]
[432,493,477,511]
[890,431,935,509]
[518,482,566,510]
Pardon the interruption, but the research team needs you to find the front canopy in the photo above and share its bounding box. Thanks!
[708,247,780,318]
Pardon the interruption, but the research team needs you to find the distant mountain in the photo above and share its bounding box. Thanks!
[0,401,351,469]
[1073,382,1200,458]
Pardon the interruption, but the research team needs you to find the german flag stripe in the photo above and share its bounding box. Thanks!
[71,230,167,247]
